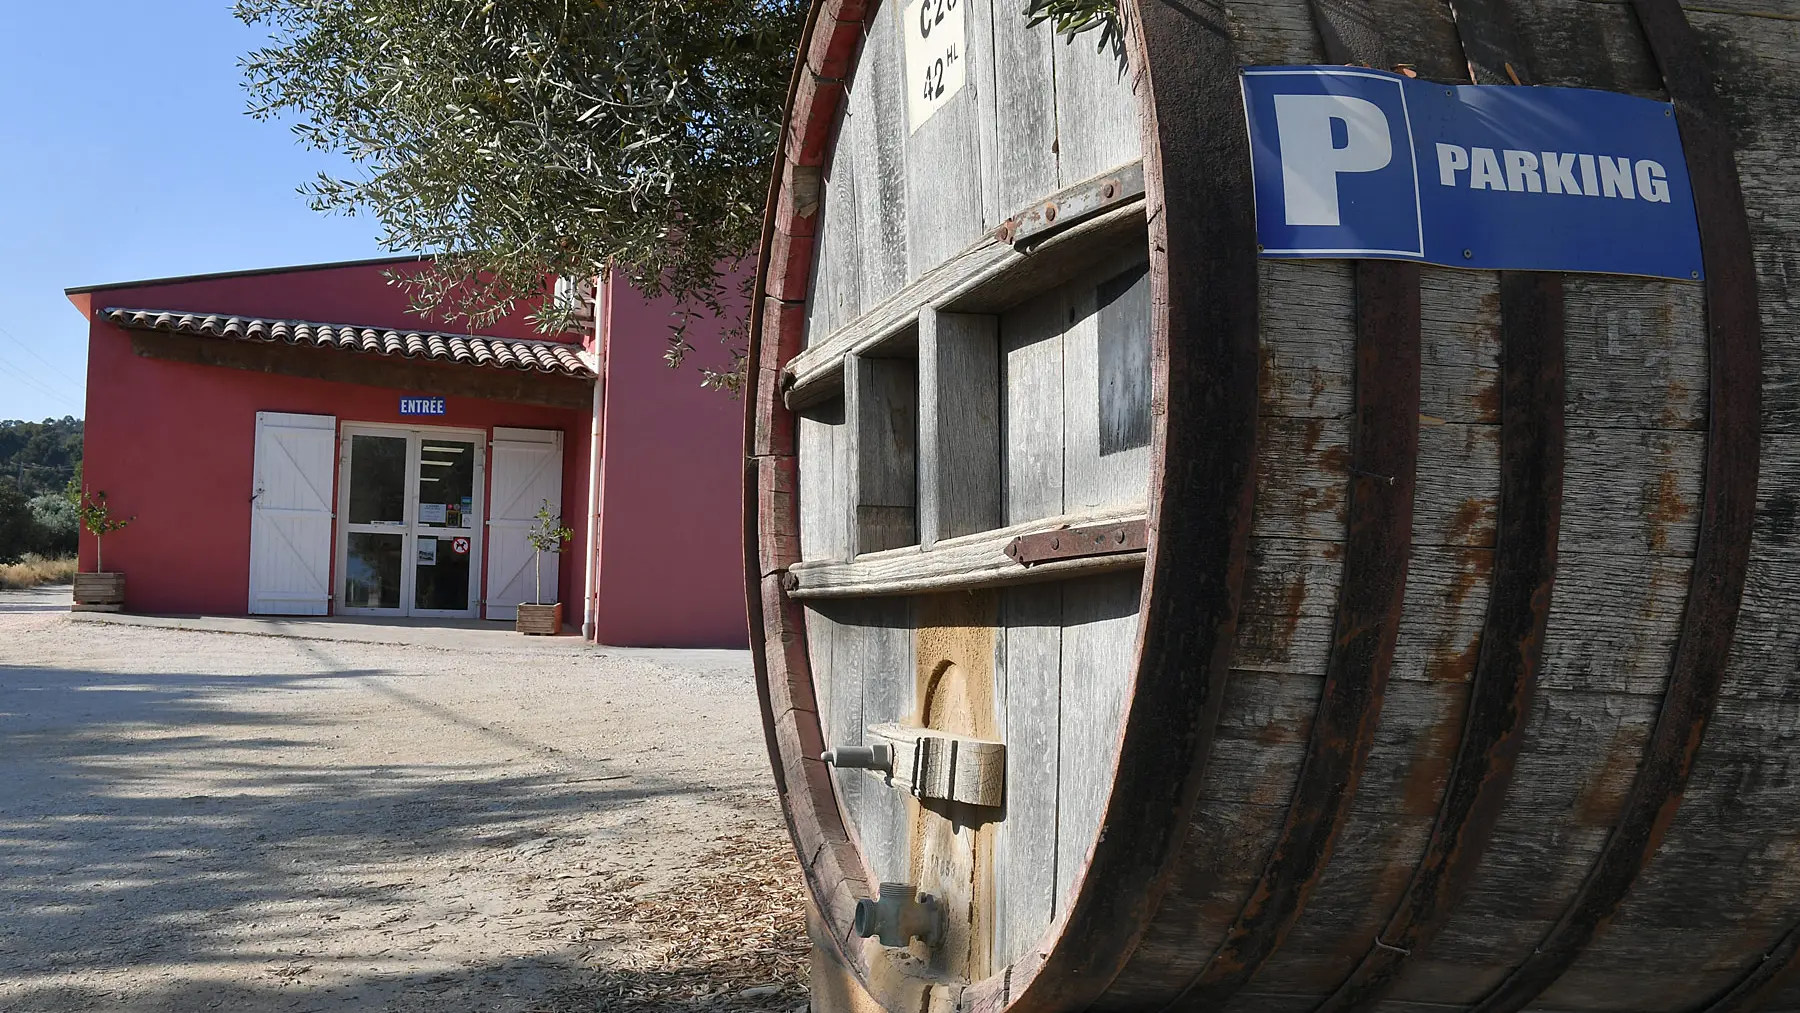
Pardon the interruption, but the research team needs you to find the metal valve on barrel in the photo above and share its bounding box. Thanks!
[853,882,944,949]
[820,743,893,773]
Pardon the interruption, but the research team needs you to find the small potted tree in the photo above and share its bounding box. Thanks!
[516,499,573,635]
[72,489,134,612]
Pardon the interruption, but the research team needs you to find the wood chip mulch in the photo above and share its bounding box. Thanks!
[542,825,812,1012]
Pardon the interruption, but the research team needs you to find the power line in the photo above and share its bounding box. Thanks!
[0,347,72,398]
[0,352,84,413]
[0,322,84,390]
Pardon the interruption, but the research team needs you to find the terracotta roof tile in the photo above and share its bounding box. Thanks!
[99,308,595,379]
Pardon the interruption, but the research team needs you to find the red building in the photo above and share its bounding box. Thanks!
[64,257,746,648]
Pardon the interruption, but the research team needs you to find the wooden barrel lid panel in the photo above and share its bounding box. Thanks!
[774,0,1157,998]
[799,0,1143,351]
[807,597,917,888]
[798,400,852,563]
[1001,263,1156,526]
[800,582,1147,976]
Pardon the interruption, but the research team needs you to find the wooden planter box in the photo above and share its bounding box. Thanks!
[516,602,563,636]
[72,572,125,613]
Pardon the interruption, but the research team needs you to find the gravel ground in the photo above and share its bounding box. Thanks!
[0,588,804,1013]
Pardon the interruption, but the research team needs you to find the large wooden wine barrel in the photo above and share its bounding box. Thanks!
[744,0,1798,1009]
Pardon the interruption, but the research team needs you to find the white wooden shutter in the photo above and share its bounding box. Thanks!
[249,412,336,615]
[484,427,565,620]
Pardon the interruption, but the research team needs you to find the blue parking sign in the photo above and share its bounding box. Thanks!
[1240,66,1704,280]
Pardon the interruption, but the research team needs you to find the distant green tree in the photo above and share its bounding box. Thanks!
[0,418,81,560]
[29,493,79,557]
[0,417,83,497]
[0,480,33,564]
[235,0,808,391]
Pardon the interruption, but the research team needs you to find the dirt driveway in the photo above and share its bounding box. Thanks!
[0,589,805,1013]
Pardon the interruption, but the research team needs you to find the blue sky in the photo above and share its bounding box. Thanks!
[0,2,391,423]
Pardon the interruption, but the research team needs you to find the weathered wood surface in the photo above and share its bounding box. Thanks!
[919,309,1001,545]
[863,722,1006,807]
[787,194,1146,405]
[1053,572,1145,914]
[750,0,1800,1006]
[1534,7,1800,1012]
[993,582,1062,969]
[786,506,1147,599]
[809,597,916,888]
[780,2,1153,997]
[798,397,851,562]
[848,352,919,553]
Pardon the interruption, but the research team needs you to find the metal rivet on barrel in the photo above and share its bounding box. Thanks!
[1044,202,1058,222]
[1102,182,1117,200]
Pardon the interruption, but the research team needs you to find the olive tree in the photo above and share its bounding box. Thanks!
[237,0,807,390]
[1023,0,1126,57]
[237,0,1120,390]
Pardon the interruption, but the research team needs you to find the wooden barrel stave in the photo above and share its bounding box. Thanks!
[1131,0,1713,1008]
[1543,9,1800,1011]
[749,0,1800,1007]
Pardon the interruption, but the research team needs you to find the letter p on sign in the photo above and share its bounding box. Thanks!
[1242,67,1424,258]
[1274,94,1393,226]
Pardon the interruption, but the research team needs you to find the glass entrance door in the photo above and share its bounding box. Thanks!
[337,425,484,618]
[410,436,480,616]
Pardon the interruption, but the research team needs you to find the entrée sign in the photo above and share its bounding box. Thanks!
[399,396,447,416]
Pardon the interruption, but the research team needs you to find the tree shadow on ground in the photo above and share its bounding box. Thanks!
[0,657,780,1000]
[0,954,810,1013]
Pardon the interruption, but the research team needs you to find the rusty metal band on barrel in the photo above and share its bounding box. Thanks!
[744,0,880,984]
[1161,3,1423,1009]
[1309,4,1569,1010]
[1461,0,1764,1011]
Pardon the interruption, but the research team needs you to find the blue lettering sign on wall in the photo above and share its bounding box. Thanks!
[399,396,447,416]
[1240,67,1703,280]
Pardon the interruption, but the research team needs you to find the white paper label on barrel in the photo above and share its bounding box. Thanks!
[904,0,966,133]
